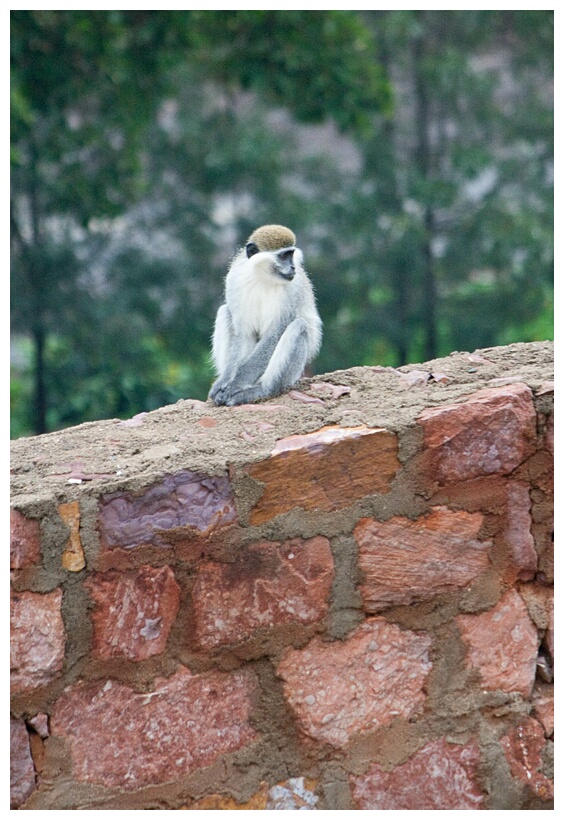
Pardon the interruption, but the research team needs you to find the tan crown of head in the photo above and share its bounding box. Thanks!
[248,224,296,252]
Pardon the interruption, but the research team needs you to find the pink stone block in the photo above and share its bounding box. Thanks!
[350,738,485,809]
[276,618,432,748]
[355,507,489,611]
[501,717,553,800]
[98,470,237,550]
[417,384,536,483]
[457,590,539,696]
[11,589,66,694]
[192,537,334,649]
[10,717,35,808]
[85,565,180,661]
[10,509,41,569]
[51,667,258,790]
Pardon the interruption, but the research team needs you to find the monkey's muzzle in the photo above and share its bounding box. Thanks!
[275,247,296,280]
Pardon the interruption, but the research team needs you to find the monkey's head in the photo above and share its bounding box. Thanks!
[245,225,298,281]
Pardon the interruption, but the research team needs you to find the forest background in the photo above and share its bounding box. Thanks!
[10,10,553,438]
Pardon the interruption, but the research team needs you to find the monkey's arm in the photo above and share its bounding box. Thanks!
[220,318,311,406]
[209,306,281,404]
[210,334,280,405]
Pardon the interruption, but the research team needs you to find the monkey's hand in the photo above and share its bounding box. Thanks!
[209,378,258,406]
[208,378,232,405]
[209,378,267,407]
[223,384,267,406]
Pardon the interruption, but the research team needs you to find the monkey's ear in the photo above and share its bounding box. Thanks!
[246,241,259,258]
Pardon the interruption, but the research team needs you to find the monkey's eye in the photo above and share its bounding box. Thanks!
[246,241,259,258]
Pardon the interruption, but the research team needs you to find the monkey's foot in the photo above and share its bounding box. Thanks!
[223,385,267,406]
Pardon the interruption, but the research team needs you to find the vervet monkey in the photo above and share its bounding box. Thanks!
[209,225,322,406]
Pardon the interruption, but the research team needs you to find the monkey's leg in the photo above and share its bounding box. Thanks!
[224,318,309,406]
[211,305,232,377]
[209,305,244,403]
[211,326,281,405]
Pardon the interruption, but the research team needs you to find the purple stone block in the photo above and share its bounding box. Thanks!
[98,470,237,550]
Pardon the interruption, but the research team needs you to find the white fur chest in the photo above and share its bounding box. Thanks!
[226,256,289,339]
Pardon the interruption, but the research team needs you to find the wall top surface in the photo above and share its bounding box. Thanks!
[10,341,553,510]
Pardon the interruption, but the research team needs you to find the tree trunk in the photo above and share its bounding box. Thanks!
[32,323,47,434]
[413,19,438,362]
[377,23,410,366]
[421,205,437,361]
[29,141,48,434]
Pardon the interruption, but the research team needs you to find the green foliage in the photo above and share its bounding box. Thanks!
[186,11,391,132]
[11,10,182,226]
[10,339,34,440]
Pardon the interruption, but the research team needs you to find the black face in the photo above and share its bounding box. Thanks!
[246,241,259,258]
[277,248,294,264]
[274,247,296,280]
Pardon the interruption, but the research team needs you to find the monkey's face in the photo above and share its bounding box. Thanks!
[245,242,297,282]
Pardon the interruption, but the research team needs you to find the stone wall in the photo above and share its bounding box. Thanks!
[10,342,553,810]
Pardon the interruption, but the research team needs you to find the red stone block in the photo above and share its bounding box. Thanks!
[543,411,554,457]
[532,684,554,737]
[85,565,180,661]
[355,507,489,611]
[10,509,41,569]
[430,474,509,514]
[11,589,66,694]
[456,590,538,696]
[545,598,554,664]
[192,537,334,649]
[98,470,237,551]
[51,666,258,790]
[10,717,35,808]
[500,717,553,800]
[27,712,50,739]
[502,483,537,581]
[276,618,432,748]
[519,584,554,636]
[59,500,86,572]
[350,738,484,809]
[417,384,536,483]
[244,425,400,526]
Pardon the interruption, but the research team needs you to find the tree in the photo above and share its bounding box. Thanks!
[312,10,553,367]
[11,10,390,435]
[11,10,183,432]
